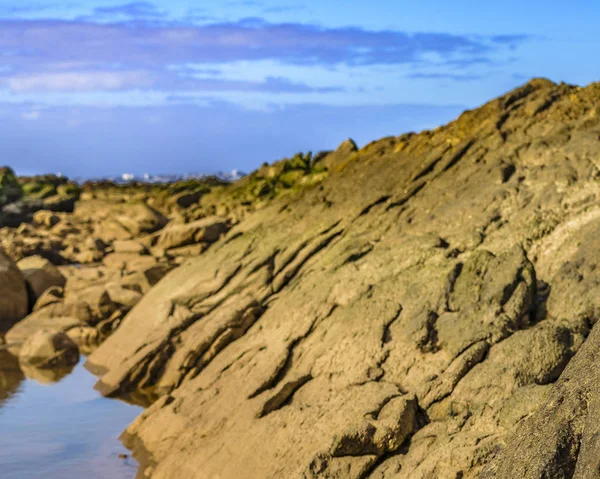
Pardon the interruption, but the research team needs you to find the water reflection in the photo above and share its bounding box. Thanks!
[0,354,142,479]
[0,350,25,407]
[20,363,75,385]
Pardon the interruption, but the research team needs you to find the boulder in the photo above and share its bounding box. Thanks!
[120,265,168,294]
[23,183,56,199]
[32,210,61,228]
[66,326,100,348]
[102,253,157,272]
[114,203,167,235]
[113,240,147,254]
[165,244,207,259]
[17,255,67,308]
[154,217,229,250]
[69,285,118,326]
[42,194,77,213]
[17,283,120,329]
[0,250,29,332]
[5,312,82,347]
[33,286,64,312]
[94,218,134,243]
[172,189,206,209]
[105,283,143,310]
[314,138,358,171]
[88,79,600,478]
[1,200,38,227]
[19,329,79,369]
[81,200,167,238]
[0,233,65,265]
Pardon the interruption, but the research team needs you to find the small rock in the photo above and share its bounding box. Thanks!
[17,255,67,308]
[19,329,79,369]
[113,240,147,255]
[33,286,65,312]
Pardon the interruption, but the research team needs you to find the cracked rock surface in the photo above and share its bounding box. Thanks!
[87,78,600,478]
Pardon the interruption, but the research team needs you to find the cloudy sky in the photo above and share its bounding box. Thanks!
[1,0,599,177]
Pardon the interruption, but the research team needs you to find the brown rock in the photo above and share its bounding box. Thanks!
[105,282,143,309]
[165,244,207,259]
[154,217,229,250]
[94,218,134,243]
[19,329,79,369]
[102,253,157,272]
[113,240,147,254]
[17,255,66,308]
[71,285,118,326]
[32,210,61,228]
[79,79,600,478]
[6,312,82,348]
[0,249,29,332]
[33,286,64,312]
[120,265,168,294]
[314,138,358,171]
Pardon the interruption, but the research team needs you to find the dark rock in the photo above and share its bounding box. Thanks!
[17,255,66,310]
[0,249,29,333]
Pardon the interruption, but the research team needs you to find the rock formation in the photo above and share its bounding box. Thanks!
[80,78,600,477]
[18,329,80,369]
[5,77,600,478]
[17,255,66,308]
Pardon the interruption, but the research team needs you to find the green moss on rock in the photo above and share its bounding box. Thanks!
[0,167,23,205]
[22,182,57,199]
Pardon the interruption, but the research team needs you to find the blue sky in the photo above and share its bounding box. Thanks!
[1,0,599,177]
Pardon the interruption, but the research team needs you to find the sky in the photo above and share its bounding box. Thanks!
[1,1,600,177]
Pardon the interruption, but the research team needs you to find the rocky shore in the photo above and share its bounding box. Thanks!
[3,78,600,477]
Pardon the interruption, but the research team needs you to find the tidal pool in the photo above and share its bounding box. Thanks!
[0,351,142,479]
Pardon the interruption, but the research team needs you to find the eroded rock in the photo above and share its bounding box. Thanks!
[19,329,79,369]
[0,249,29,333]
[17,255,67,308]
[85,79,600,478]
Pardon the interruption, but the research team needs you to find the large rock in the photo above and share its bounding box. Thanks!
[153,217,230,251]
[42,194,77,213]
[94,218,134,243]
[102,253,157,272]
[82,79,600,478]
[68,285,118,326]
[81,200,167,241]
[313,138,358,171]
[33,286,64,311]
[19,329,79,369]
[17,255,66,308]
[119,265,168,294]
[0,250,29,332]
[113,240,147,254]
[5,311,82,347]
[480,215,600,478]
[32,210,61,228]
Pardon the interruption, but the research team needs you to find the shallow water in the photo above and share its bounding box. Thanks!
[0,351,142,479]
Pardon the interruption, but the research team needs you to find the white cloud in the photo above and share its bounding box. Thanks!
[144,114,162,124]
[21,110,41,120]
[6,71,155,92]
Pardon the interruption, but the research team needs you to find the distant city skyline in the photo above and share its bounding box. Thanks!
[1,0,600,177]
